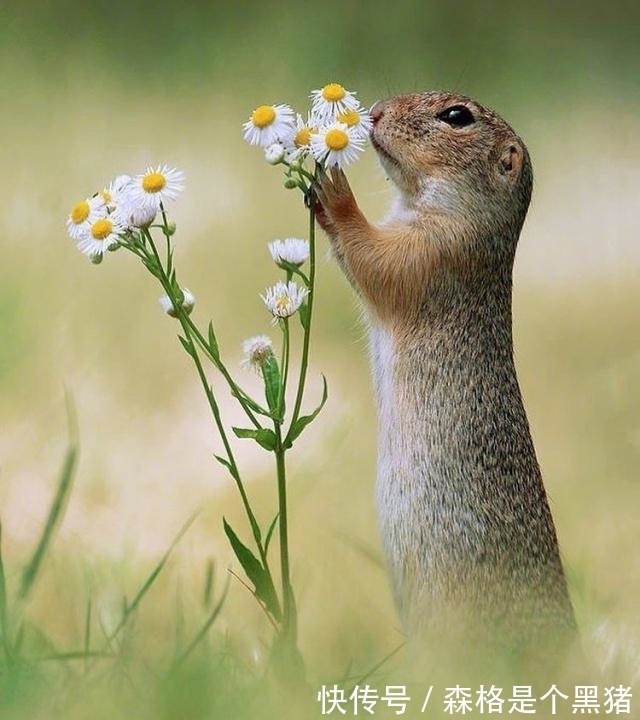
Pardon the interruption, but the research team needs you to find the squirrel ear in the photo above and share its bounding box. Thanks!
[498,143,524,183]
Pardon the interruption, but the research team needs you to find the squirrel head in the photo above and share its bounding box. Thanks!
[370,91,533,261]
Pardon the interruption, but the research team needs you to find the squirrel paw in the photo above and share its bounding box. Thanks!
[313,166,359,237]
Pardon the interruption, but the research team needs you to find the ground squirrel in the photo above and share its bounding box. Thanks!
[314,91,578,662]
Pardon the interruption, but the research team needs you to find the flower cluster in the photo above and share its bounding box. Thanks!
[242,83,371,170]
[65,166,184,262]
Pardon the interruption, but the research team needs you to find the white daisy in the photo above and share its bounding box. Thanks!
[261,281,308,320]
[159,288,196,318]
[129,165,185,210]
[282,113,317,161]
[310,122,365,169]
[114,195,158,229]
[310,83,359,123]
[241,335,274,372]
[242,104,295,147]
[76,216,126,259]
[268,238,309,268]
[66,194,107,241]
[100,174,133,211]
[337,107,373,141]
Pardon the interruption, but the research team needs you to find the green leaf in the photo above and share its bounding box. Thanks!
[178,335,195,358]
[285,375,328,448]
[223,519,281,621]
[213,454,239,480]
[264,513,280,554]
[230,389,271,417]
[232,427,277,452]
[207,321,220,360]
[261,354,282,416]
[298,301,310,331]
[279,261,309,285]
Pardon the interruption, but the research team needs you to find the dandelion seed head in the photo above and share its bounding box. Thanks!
[242,335,274,371]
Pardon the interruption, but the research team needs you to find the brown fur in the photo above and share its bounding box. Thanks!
[315,91,578,668]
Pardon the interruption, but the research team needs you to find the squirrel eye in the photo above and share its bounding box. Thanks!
[436,105,475,128]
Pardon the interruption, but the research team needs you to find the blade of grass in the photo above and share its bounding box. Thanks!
[202,558,215,609]
[105,511,198,643]
[18,393,79,604]
[344,641,406,692]
[84,597,92,671]
[0,520,12,662]
[18,444,78,602]
[174,573,230,667]
[39,650,114,662]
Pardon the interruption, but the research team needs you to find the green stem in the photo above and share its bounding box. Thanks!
[279,318,290,419]
[143,233,272,577]
[143,229,263,428]
[287,186,316,436]
[184,317,264,427]
[274,426,294,641]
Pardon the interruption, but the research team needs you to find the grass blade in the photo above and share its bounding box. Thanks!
[174,573,230,666]
[18,444,77,602]
[106,511,198,642]
[202,558,215,609]
[0,520,11,661]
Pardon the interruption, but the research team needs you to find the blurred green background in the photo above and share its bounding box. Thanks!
[0,1,638,717]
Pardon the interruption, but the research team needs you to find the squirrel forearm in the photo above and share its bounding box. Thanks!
[316,168,433,321]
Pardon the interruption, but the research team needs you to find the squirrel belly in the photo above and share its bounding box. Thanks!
[370,279,575,646]
[314,91,578,660]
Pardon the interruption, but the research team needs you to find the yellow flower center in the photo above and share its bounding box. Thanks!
[91,218,113,240]
[275,295,290,313]
[322,83,346,102]
[142,172,166,193]
[325,128,349,151]
[70,200,90,225]
[337,110,360,127]
[294,127,313,148]
[251,105,276,128]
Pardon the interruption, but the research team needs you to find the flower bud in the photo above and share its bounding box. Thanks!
[289,159,302,172]
[283,177,298,190]
[165,220,177,236]
[264,143,285,165]
[159,288,196,318]
[90,253,103,265]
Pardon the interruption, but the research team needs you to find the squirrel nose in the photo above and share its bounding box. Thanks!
[369,100,386,125]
